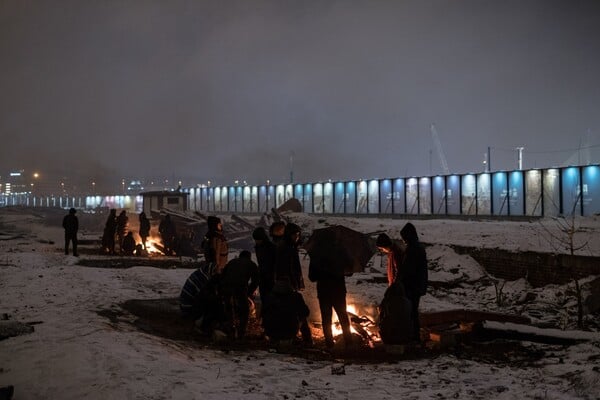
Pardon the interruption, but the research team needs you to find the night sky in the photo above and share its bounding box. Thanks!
[1,1,599,190]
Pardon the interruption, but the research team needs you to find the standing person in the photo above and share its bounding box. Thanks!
[203,216,228,273]
[219,251,260,339]
[102,209,117,255]
[261,278,311,346]
[399,222,428,342]
[273,223,311,344]
[375,233,405,287]
[138,212,151,250]
[62,208,79,257]
[116,210,128,254]
[308,246,352,349]
[274,223,304,291]
[252,227,277,304]
[158,214,176,256]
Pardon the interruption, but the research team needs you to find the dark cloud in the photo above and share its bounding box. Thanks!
[1,0,599,191]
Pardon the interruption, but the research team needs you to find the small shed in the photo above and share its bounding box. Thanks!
[140,191,189,218]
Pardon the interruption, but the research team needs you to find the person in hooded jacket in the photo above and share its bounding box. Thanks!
[252,227,277,304]
[62,208,79,256]
[203,216,229,273]
[102,209,117,255]
[138,212,151,250]
[274,223,305,291]
[261,278,310,345]
[219,251,259,339]
[399,222,428,342]
[273,223,311,344]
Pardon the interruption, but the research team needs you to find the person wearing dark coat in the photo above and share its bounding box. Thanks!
[252,227,277,304]
[273,223,311,344]
[219,251,260,339]
[308,248,352,349]
[203,216,229,272]
[102,209,117,255]
[116,210,129,254]
[158,214,177,256]
[274,223,305,291]
[121,231,136,256]
[138,212,151,250]
[62,208,79,256]
[261,278,311,344]
[399,222,428,341]
[179,262,222,335]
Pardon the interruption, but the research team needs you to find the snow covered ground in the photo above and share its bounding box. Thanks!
[1,207,599,399]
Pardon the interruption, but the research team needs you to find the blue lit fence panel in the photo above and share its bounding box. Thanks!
[477,174,491,215]
[392,178,405,214]
[583,166,600,216]
[509,171,524,216]
[525,171,543,216]
[345,182,356,214]
[380,179,392,213]
[446,175,460,215]
[357,181,368,214]
[418,177,431,214]
[304,184,313,213]
[432,176,445,214]
[492,172,509,215]
[543,169,560,216]
[368,180,379,214]
[334,182,345,213]
[324,183,334,213]
[562,167,581,216]
[461,175,477,215]
[294,185,304,211]
[406,178,418,214]
[275,185,285,209]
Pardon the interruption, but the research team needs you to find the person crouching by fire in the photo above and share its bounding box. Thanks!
[261,277,311,346]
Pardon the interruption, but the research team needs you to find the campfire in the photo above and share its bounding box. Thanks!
[330,303,381,347]
[144,235,166,255]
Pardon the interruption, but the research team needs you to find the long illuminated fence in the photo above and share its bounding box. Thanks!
[185,165,600,217]
[1,165,598,217]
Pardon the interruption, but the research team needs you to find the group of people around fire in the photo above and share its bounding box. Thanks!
[100,209,151,256]
[63,206,427,348]
[179,216,428,349]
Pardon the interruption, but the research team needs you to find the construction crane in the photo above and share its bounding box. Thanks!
[430,123,450,175]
